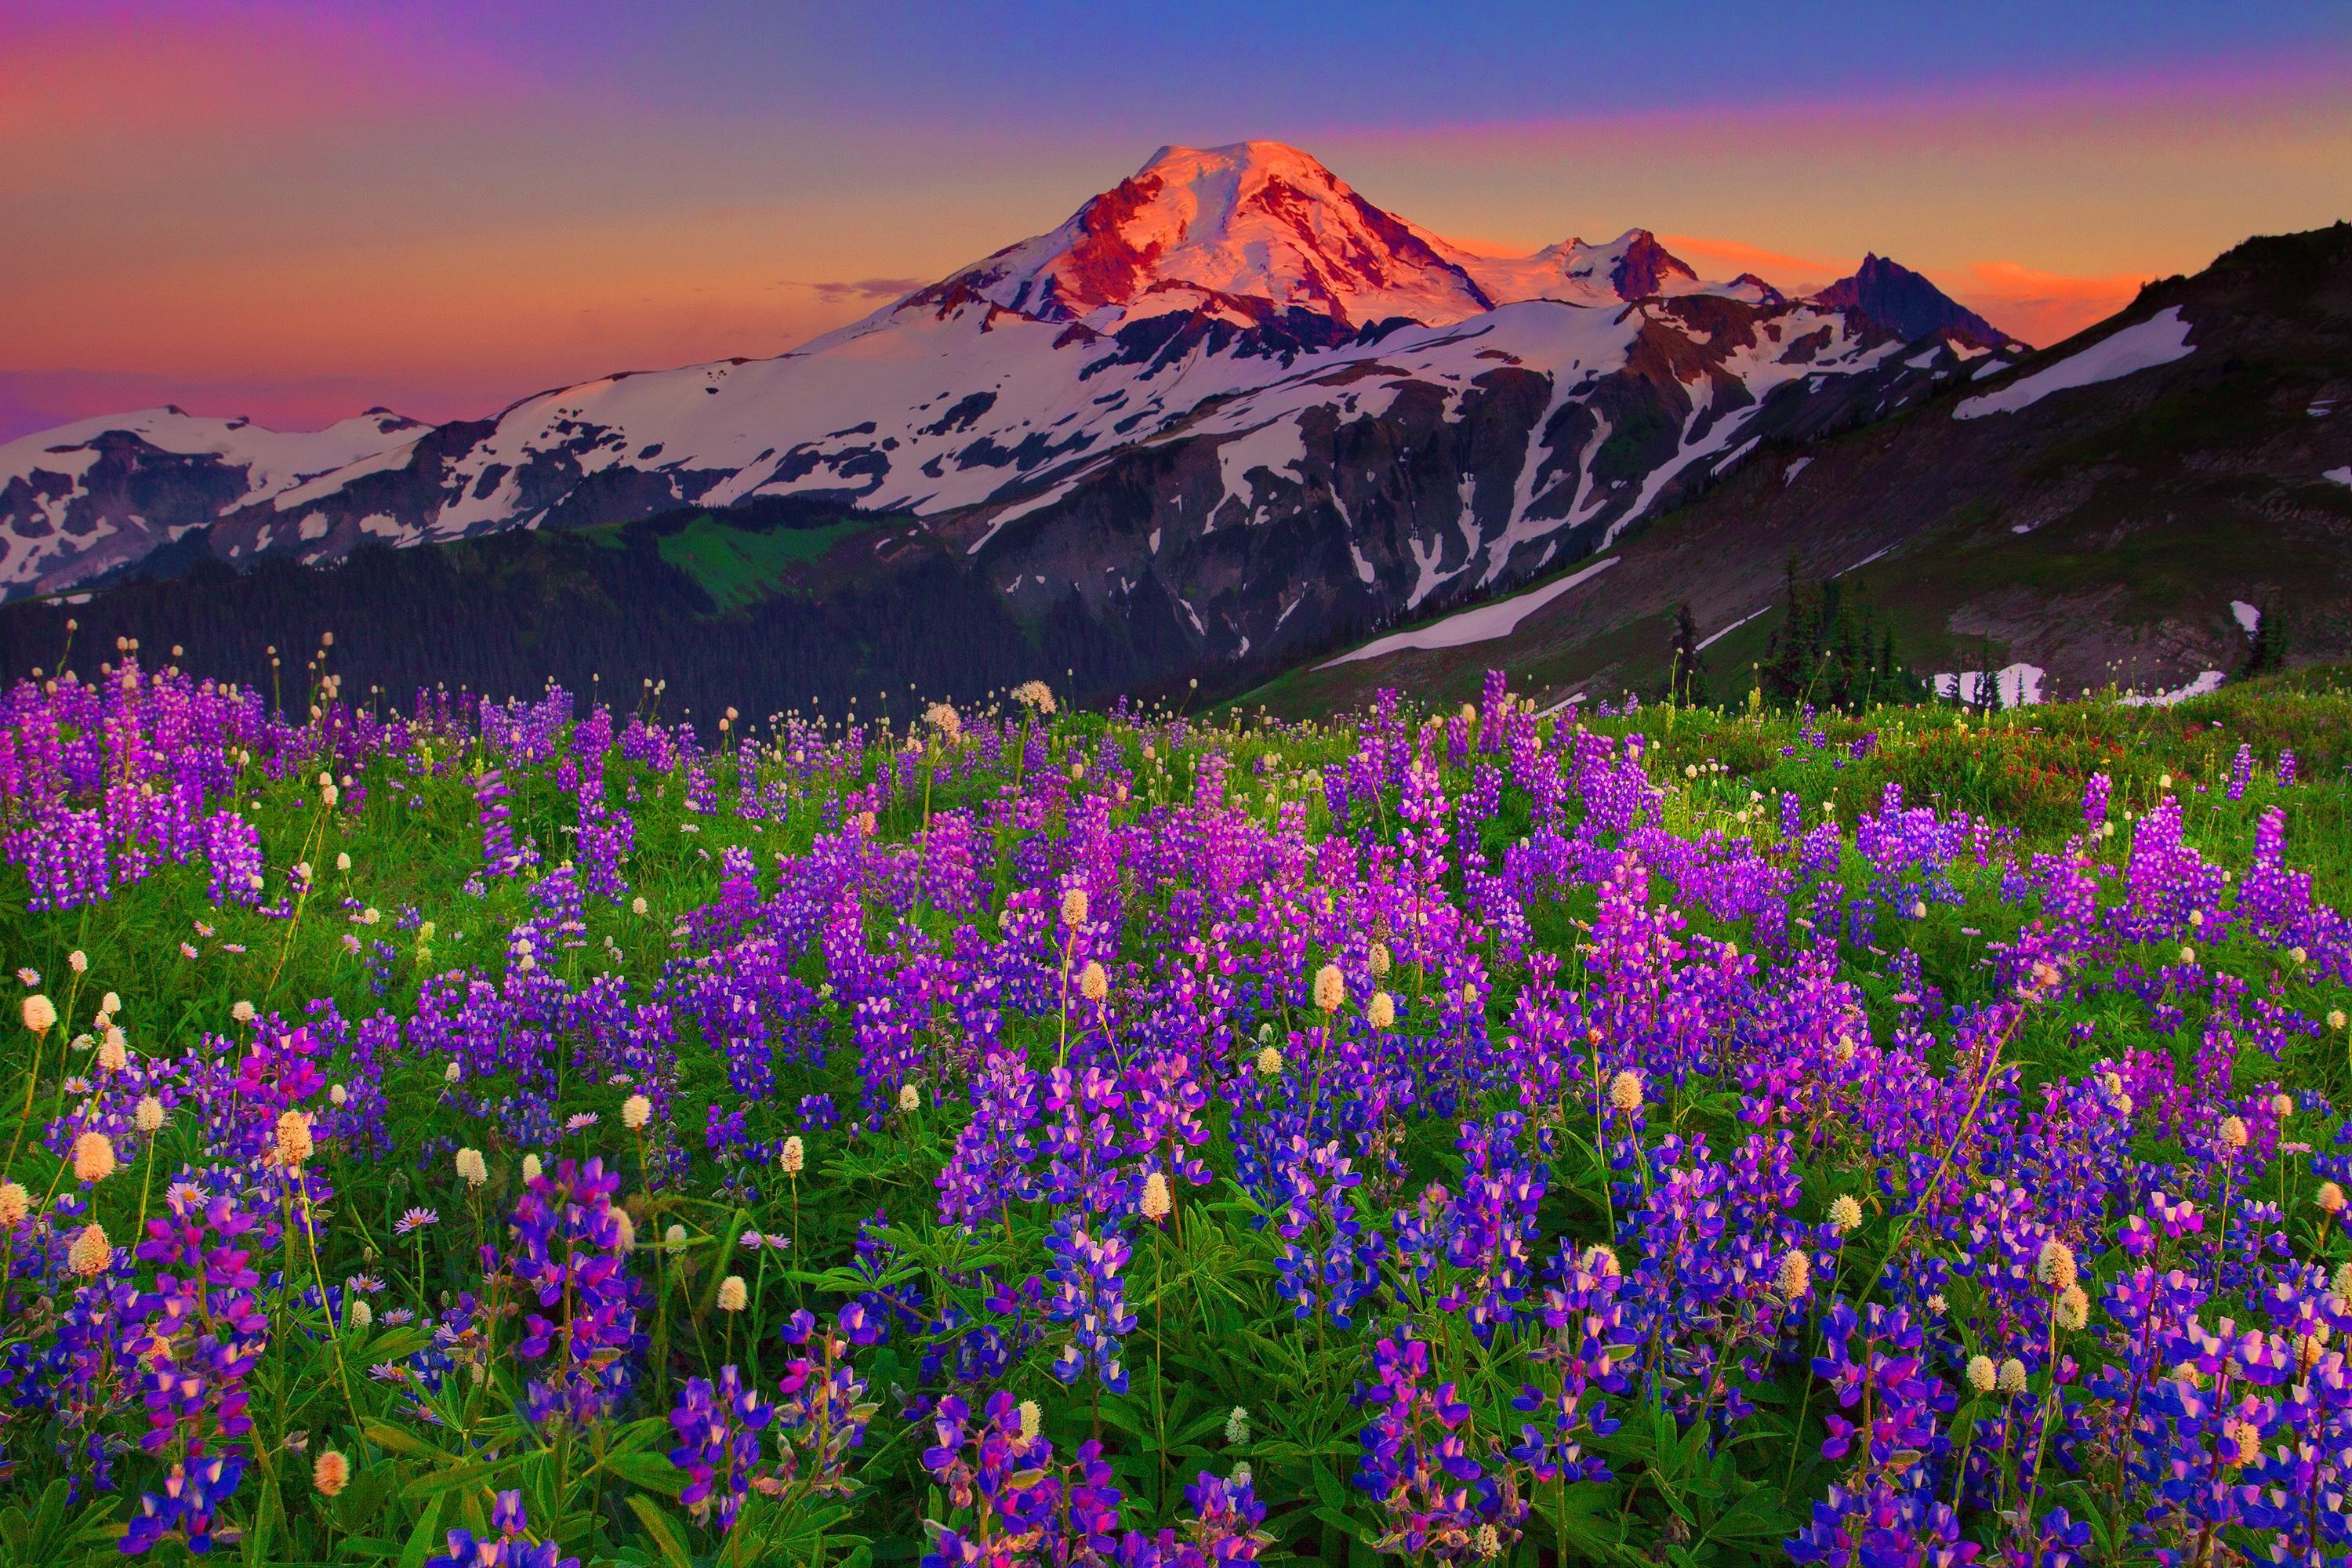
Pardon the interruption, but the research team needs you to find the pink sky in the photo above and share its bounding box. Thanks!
[3,3,2347,438]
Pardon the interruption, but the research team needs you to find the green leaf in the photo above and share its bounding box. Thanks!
[1310,1506,1362,1541]
[399,1459,507,1501]
[625,1495,693,1568]
[394,1496,447,1568]
[364,1327,433,1362]
[606,1450,690,1497]
[363,1418,454,1461]
[1309,1460,1355,1519]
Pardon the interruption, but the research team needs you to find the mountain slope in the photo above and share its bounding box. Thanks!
[2,140,1997,644]
[1247,221,2352,716]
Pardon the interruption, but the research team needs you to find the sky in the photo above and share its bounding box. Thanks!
[2,0,2348,441]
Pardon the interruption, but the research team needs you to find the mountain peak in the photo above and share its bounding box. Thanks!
[1813,253,2007,349]
[913,140,1494,330]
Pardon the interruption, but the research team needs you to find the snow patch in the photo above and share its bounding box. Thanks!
[1782,457,1811,487]
[2119,670,2226,707]
[2325,466,2352,489]
[2230,600,2261,637]
[1696,606,1767,652]
[1954,308,2194,420]
[1319,555,1617,668]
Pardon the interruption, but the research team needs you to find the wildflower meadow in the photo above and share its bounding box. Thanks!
[2,641,2350,1568]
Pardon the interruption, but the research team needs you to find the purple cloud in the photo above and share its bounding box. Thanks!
[804,277,927,303]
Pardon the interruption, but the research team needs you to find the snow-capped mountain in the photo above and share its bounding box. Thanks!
[0,407,426,597]
[0,140,2009,668]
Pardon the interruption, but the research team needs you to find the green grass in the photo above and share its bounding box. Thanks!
[642,513,870,609]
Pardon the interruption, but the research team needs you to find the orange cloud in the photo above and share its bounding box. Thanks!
[1657,234,1851,292]
[1947,260,2153,347]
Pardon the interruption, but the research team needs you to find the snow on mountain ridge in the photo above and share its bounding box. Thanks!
[0,140,1989,616]
[902,141,1498,332]
[0,406,426,589]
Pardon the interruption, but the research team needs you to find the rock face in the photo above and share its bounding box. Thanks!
[1812,254,2013,351]
[1,142,2010,683]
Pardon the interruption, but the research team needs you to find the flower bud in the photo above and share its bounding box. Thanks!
[72,1131,118,1183]
[1966,1355,1997,1393]
[1141,1171,1172,1222]
[20,995,56,1036]
[717,1275,748,1312]
[67,1221,111,1276]
[455,1147,488,1187]
[1079,960,1108,1003]
[1312,964,1345,1013]
[313,1450,350,1497]
[1828,1195,1864,1235]
[622,1094,652,1131]
[1608,1069,1644,1113]
[2035,1238,2078,1291]
[2055,1285,2089,1331]
[1367,992,1396,1030]
[275,1110,314,1169]
[781,1136,805,1176]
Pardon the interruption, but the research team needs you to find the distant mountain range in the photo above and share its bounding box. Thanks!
[2,144,2013,625]
[4,143,2339,713]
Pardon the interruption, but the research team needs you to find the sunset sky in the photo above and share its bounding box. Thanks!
[4,0,2348,441]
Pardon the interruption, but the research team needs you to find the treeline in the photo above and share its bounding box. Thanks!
[0,503,1204,725]
[1664,561,1931,712]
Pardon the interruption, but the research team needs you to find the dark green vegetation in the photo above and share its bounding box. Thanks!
[0,496,1203,722]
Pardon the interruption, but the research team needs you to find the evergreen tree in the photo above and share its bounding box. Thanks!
[2241,604,2286,677]
[1759,565,1928,713]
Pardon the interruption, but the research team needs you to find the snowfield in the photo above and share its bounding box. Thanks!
[1319,554,1618,666]
[1953,307,2194,421]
